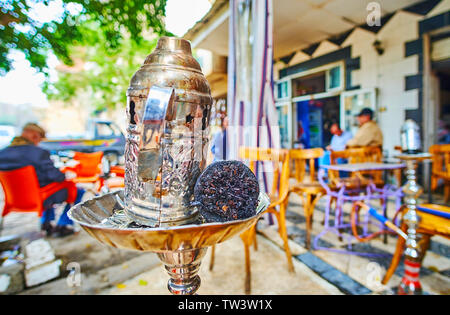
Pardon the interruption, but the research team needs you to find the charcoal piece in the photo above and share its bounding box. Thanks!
[194,160,260,222]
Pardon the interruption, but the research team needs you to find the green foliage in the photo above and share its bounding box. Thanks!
[0,0,170,76]
[43,23,159,111]
[1,0,171,110]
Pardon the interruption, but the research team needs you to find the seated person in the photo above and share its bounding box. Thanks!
[320,123,352,167]
[346,108,383,148]
[0,123,84,237]
[326,123,353,152]
[211,116,228,161]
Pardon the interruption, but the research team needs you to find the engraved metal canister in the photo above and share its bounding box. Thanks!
[124,37,212,227]
[400,119,421,154]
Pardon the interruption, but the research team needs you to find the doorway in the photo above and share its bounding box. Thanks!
[295,96,340,149]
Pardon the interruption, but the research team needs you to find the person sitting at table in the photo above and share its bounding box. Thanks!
[346,107,383,148]
[326,123,353,152]
[319,123,352,167]
[0,122,84,237]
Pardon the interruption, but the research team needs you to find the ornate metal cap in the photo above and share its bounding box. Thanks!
[127,36,211,105]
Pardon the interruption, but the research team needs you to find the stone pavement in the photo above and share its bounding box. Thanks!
[1,189,449,295]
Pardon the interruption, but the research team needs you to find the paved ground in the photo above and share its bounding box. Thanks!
[1,187,449,295]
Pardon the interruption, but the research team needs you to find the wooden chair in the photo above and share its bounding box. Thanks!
[382,203,450,285]
[362,146,383,183]
[209,147,293,294]
[329,146,384,189]
[429,144,450,203]
[392,145,404,186]
[239,147,294,293]
[288,148,326,249]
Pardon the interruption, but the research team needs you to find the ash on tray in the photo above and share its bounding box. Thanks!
[194,160,260,223]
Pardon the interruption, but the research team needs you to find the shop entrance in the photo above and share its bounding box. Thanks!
[295,96,340,149]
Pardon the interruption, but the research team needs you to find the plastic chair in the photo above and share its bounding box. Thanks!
[61,151,104,192]
[429,144,450,203]
[288,148,326,249]
[0,165,77,234]
[104,165,125,191]
[382,203,450,285]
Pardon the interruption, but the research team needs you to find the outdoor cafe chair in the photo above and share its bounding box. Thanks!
[381,203,450,285]
[0,165,77,234]
[103,165,125,192]
[239,147,294,292]
[61,151,105,193]
[329,146,398,220]
[429,144,450,203]
[209,147,294,294]
[329,146,384,190]
[288,148,326,249]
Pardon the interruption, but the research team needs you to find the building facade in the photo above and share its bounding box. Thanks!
[184,0,450,156]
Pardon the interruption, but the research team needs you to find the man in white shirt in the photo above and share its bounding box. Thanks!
[326,123,353,151]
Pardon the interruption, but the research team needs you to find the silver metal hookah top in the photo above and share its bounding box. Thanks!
[400,119,421,154]
[124,37,213,227]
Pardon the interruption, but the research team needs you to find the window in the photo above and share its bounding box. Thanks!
[328,66,341,90]
[277,104,290,148]
[96,123,121,139]
[276,81,289,99]
[292,71,326,97]
[340,89,377,134]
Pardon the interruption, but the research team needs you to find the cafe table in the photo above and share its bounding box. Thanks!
[314,162,405,256]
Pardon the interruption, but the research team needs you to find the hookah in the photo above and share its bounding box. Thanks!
[68,37,269,295]
[394,119,432,295]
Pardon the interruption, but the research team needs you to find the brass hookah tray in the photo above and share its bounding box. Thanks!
[68,190,269,253]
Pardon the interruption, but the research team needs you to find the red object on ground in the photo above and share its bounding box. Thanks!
[0,165,77,217]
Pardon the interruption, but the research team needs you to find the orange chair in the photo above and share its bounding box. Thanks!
[0,165,77,233]
[109,165,125,177]
[105,165,125,190]
[61,151,104,192]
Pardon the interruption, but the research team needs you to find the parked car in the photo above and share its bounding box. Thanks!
[0,125,16,149]
[39,119,125,165]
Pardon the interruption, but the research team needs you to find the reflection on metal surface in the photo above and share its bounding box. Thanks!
[138,86,174,182]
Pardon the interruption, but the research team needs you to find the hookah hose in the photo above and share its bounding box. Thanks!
[351,202,408,242]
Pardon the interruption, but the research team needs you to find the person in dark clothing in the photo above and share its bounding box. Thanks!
[0,123,84,237]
